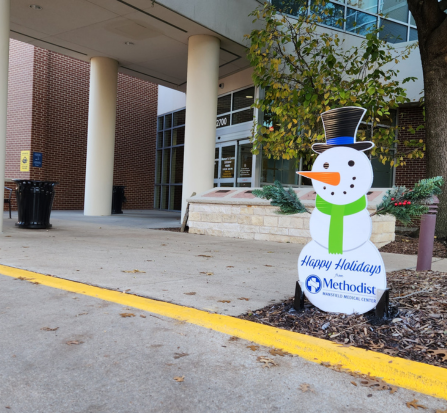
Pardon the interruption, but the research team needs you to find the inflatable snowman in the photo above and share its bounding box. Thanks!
[297,107,386,315]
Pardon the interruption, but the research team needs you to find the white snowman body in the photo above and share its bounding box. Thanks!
[297,146,386,314]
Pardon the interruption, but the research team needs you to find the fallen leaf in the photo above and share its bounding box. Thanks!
[122,269,146,273]
[299,383,315,393]
[427,349,447,362]
[218,300,231,303]
[17,276,32,281]
[120,313,135,318]
[173,376,185,382]
[206,272,214,276]
[197,255,212,258]
[31,281,40,285]
[226,266,234,268]
[41,327,59,331]
[435,409,447,413]
[66,340,83,345]
[140,315,146,318]
[247,345,259,351]
[257,356,278,368]
[351,381,357,386]
[161,244,167,246]
[264,265,273,267]
[184,292,196,296]
[269,348,291,357]
[238,297,250,301]
[174,352,189,359]
[229,336,239,342]
[406,399,427,409]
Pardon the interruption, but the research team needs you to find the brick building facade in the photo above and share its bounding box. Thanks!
[4,39,157,212]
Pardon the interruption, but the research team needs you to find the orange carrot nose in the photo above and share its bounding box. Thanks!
[296,171,341,186]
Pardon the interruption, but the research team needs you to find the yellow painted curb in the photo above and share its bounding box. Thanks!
[1,263,446,400]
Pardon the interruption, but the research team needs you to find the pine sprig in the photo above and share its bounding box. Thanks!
[253,181,308,214]
[374,176,444,225]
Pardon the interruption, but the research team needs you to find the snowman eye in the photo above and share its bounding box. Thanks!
[323,162,329,169]
[348,160,355,167]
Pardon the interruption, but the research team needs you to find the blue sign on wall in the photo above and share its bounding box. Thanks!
[32,152,43,168]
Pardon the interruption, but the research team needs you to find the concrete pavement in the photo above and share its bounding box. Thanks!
[1,274,446,413]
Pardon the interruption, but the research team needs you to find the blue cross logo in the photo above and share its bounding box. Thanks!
[305,275,322,294]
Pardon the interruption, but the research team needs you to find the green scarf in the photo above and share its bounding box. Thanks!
[315,195,366,255]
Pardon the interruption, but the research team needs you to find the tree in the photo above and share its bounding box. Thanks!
[407,0,447,238]
[246,2,424,188]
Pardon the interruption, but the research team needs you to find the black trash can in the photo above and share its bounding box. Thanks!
[14,180,58,229]
[112,185,126,214]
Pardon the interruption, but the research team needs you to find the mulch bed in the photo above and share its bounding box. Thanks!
[379,234,447,258]
[240,269,447,368]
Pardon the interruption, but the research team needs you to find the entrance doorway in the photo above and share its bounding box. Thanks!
[214,140,254,187]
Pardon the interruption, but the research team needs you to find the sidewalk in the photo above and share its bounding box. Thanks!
[2,211,446,316]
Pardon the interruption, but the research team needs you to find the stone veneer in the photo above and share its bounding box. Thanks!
[188,203,395,248]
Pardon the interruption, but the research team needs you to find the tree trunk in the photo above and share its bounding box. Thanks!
[407,0,447,238]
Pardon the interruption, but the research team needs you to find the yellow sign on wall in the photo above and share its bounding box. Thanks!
[20,151,30,172]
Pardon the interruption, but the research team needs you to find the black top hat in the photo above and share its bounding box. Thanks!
[312,107,375,154]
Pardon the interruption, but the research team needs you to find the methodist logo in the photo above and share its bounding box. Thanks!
[305,275,322,294]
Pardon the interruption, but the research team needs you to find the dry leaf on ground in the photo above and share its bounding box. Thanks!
[120,313,135,318]
[435,409,447,413]
[206,272,214,276]
[238,297,250,301]
[264,265,273,267]
[427,349,447,362]
[257,356,278,368]
[122,269,145,274]
[406,399,427,409]
[247,345,259,351]
[66,340,83,345]
[197,255,212,258]
[229,336,239,342]
[269,348,291,357]
[184,292,196,296]
[299,383,315,393]
[140,315,146,318]
[218,300,231,303]
[41,327,59,331]
[173,376,185,382]
[174,353,189,359]
[226,266,234,268]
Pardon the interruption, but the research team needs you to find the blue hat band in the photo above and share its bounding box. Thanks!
[326,136,355,145]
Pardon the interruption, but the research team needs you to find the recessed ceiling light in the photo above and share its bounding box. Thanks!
[246,95,253,98]
[124,41,135,45]
[29,4,43,10]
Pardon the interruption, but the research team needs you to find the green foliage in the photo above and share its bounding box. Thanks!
[246,1,424,167]
[375,177,444,225]
[253,180,308,214]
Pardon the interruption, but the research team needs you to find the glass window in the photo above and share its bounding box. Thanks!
[379,19,407,43]
[172,127,185,146]
[409,12,415,26]
[232,109,253,125]
[409,28,418,41]
[261,156,299,185]
[379,0,408,23]
[233,87,255,111]
[173,109,186,127]
[214,148,219,179]
[171,147,184,184]
[164,130,171,147]
[157,116,164,131]
[347,0,377,13]
[315,1,345,29]
[221,146,236,179]
[155,151,162,184]
[154,185,160,209]
[160,186,169,210]
[162,150,170,184]
[217,94,231,115]
[347,9,377,35]
[157,132,163,148]
[169,186,182,211]
[164,114,172,129]
[273,0,308,16]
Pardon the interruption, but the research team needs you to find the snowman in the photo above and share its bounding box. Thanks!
[296,107,386,315]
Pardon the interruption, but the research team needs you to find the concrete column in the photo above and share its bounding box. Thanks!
[182,35,220,219]
[0,0,10,232]
[84,57,118,216]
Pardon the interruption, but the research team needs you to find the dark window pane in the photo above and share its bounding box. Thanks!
[379,0,408,23]
[216,114,230,128]
[232,109,253,125]
[215,148,219,159]
[409,28,418,41]
[160,186,169,209]
[169,186,183,211]
[155,151,162,184]
[164,130,171,147]
[409,12,415,26]
[173,109,186,127]
[157,132,163,148]
[233,87,255,111]
[162,150,170,184]
[314,2,344,29]
[379,19,407,43]
[347,9,377,35]
[157,117,164,131]
[154,185,160,209]
[272,0,308,16]
[171,147,184,184]
[214,160,219,179]
[164,114,172,129]
[347,0,378,14]
[222,146,235,159]
[217,94,231,115]
[172,127,185,146]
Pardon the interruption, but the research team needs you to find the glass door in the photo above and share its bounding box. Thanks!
[237,140,253,187]
[214,142,237,187]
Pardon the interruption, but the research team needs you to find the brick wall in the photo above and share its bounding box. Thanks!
[395,106,427,187]
[4,40,157,211]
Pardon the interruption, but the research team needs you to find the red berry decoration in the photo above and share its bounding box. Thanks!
[408,201,411,205]
[394,203,398,206]
[391,198,395,201]
[403,201,407,205]
[399,202,402,205]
